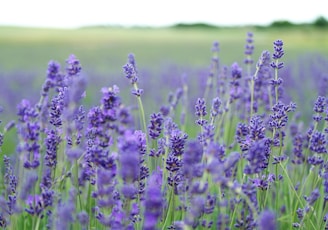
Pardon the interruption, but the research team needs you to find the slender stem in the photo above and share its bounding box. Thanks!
[274,59,279,104]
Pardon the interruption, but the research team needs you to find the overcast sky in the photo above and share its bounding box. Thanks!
[1,0,327,28]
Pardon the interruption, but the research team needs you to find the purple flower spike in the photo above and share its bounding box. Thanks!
[143,170,163,230]
[66,54,82,77]
[148,112,164,139]
[123,53,139,84]
[244,32,254,64]
[258,210,277,230]
[310,131,327,154]
[272,40,284,60]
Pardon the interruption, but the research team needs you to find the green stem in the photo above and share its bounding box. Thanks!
[162,188,175,229]
[274,59,279,104]
[74,159,82,211]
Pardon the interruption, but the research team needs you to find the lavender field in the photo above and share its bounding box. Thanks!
[1,27,328,229]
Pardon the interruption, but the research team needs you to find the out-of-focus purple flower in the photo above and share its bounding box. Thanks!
[242,182,258,210]
[230,62,243,101]
[66,54,82,77]
[66,147,84,161]
[123,53,139,84]
[184,196,205,228]
[121,184,138,200]
[309,130,327,154]
[198,124,215,146]
[258,210,277,230]
[42,60,63,95]
[269,101,296,129]
[195,98,207,117]
[210,97,222,118]
[101,85,121,110]
[304,188,320,206]
[256,51,271,73]
[47,60,61,81]
[16,99,41,169]
[56,194,75,229]
[17,99,38,122]
[313,96,326,122]
[211,41,219,53]
[231,62,242,80]
[292,134,305,164]
[307,155,324,165]
[25,195,44,217]
[169,129,188,157]
[148,112,164,139]
[195,98,207,126]
[160,105,170,117]
[244,139,270,174]
[249,115,266,140]
[44,129,60,168]
[183,140,203,178]
[143,170,163,230]
[123,63,137,84]
[314,96,326,113]
[244,32,254,65]
[49,88,65,127]
[118,130,144,182]
[3,156,17,215]
[94,167,117,208]
[77,211,89,226]
[272,155,287,165]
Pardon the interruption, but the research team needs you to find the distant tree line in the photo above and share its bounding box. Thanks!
[170,16,328,29]
[269,16,328,28]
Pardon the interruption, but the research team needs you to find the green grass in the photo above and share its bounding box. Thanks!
[1,26,327,76]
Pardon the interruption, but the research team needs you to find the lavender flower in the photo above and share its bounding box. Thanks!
[66,54,82,77]
[258,210,277,230]
[309,130,327,154]
[244,32,254,65]
[244,139,270,174]
[56,191,76,229]
[143,170,163,230]
[44,129,60,168]
[3,156,17,215]
[313,96,326,121]
[230,62,243,101]
[269,101,296,130]
[195,98,207,126]
[123,53,138,84]
[169,129,188,157]
[271,40,284,69]
[148,112,164,139]
[210,97,222,118]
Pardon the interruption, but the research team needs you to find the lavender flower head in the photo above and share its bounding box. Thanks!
[309,130,327,154]
[258,210,277,230]
[244,32,254,65]
[313,96,326,122]
[148,112,164,140]
[210,97,222,118]
[230,62,243,101]
[123,53,138,84]
[255,50,271,79]
[47,60,61,81]
[143,170,163,230]
[271,40,284,69]
[66,54,82,77]
[195,98,207,126]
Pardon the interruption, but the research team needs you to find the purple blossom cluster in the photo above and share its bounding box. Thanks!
[1,33,328,230]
